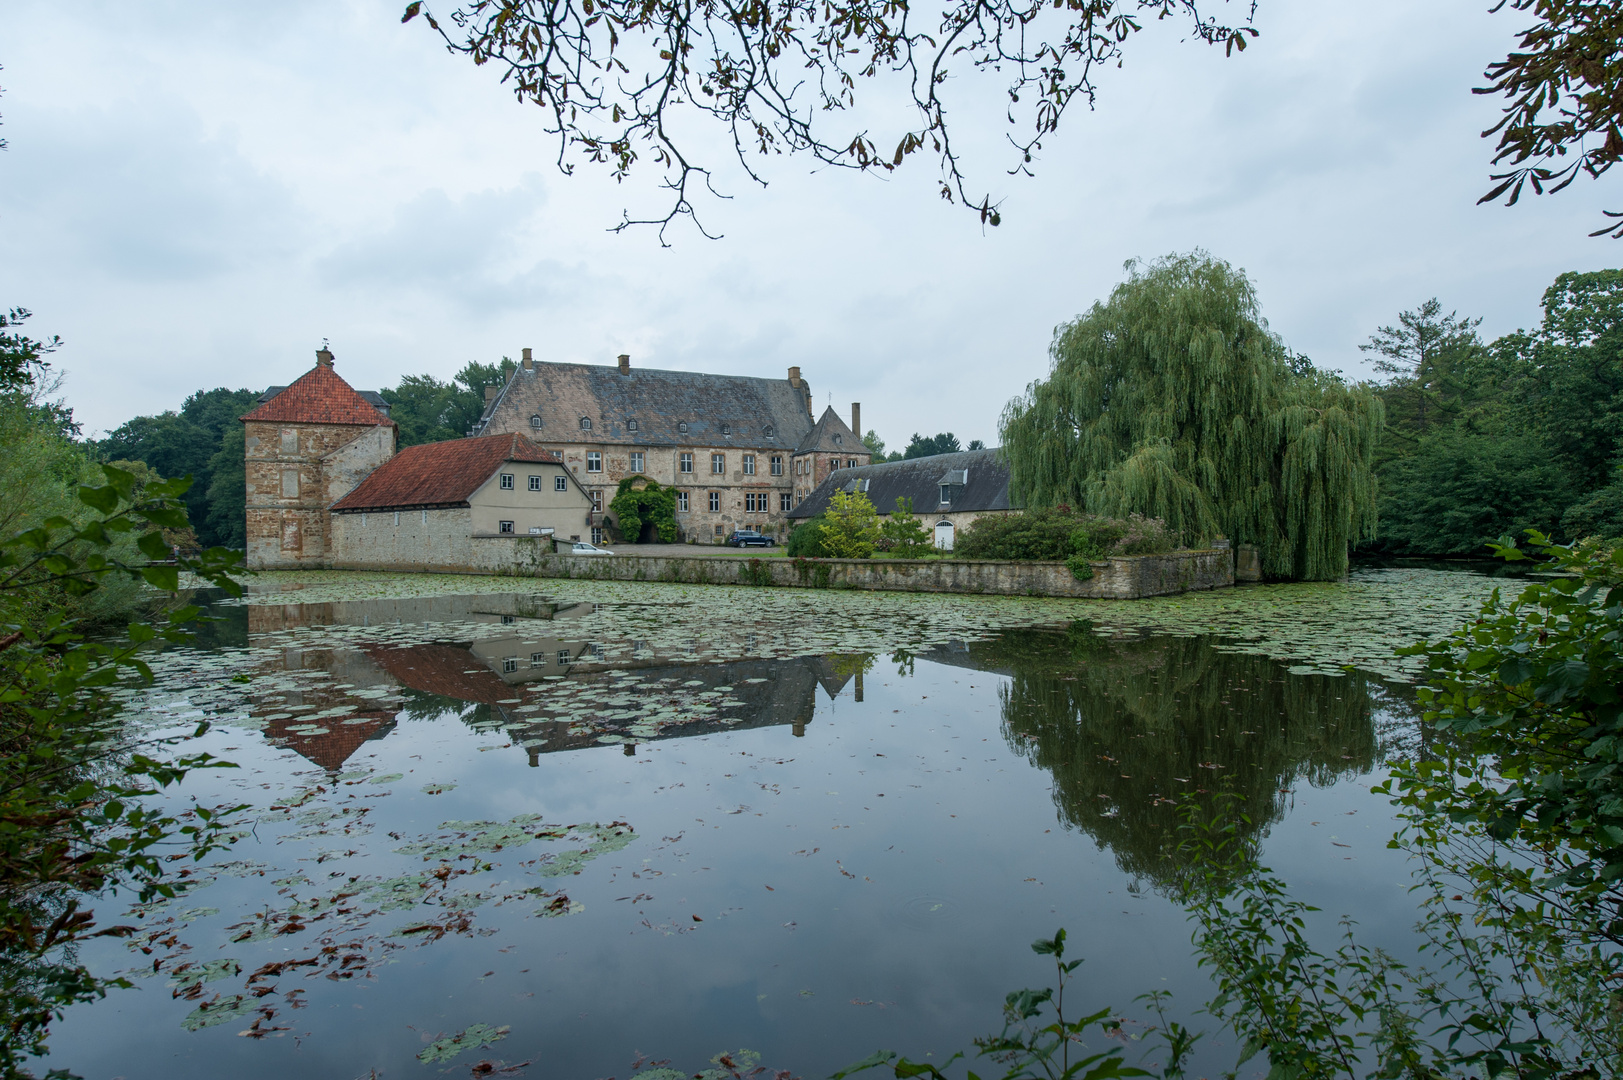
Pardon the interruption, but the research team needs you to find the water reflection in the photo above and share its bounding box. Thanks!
[932,623,1393,885]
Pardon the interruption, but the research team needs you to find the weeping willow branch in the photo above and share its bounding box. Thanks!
[999,251,1381,581]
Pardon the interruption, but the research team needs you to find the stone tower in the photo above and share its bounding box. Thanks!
[240,349,396,569]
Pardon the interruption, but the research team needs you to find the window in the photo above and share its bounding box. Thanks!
[770,455,783,476]
[500,473,514,489]
[280,429,297,454]
[742,454,756,475]
[501,614,514,624]
[711,453,725,474]
[720,423,731,436]
[833,433,844,445]
[502,657,518,673]
[580,417,592,430]
[499,520,515,533]
[630,452,644,473]
[747,492,770,512]
[529,414,543,429]
[940,485,951,504]
[529,475,542,491]
[591,491,603,511]
[678,421,689,434]
[530,652,546,668]
[677,491,689,512]
[558,649,572,666]
[849,459,860,469]
[393,511,400,525]
[763,425,773,438]
[780,492,793,512]
[591,526,604,544]
[586,451,602,472]
[708,491,721,512]
[281,469,299,497]
[554,475,567,492]
[627,419,638,432]
[680,452,694,473]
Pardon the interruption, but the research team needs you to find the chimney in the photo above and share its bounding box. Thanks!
[851,403,861,443]
[521,347,533,371]
[484,385,498,405]
[618,353,630,376]
[787,366,801,388]
[315,347,334,367]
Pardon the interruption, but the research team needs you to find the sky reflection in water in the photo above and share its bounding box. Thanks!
[47,579,1451,1080]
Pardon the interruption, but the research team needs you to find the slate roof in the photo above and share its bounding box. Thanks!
[475,361,817,449]
[331,433,563,512]
[786,447,1015,520]
[794,406,865,454]
[242,362,394,427]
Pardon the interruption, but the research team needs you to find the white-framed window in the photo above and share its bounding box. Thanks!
[500,473,514,489]
[627,418,638,431]
[676,491,689,512]
[529,414,543,429]
[530,652,546,668]
[591,491,603,511]
[630,452,645,472]
[779,492,793,512]
[770,455,783,476]
[742,454,756,475]
[711,453,725,474]
[680,452,693,473]
[558,649,572,665]
[678,421,689,434]
[708,491,721,512]
[499,520,515,533]
[591,526,604,544]
[502,657,518,673]
[586,451,602,472]
[747,492,766,512]
[554,475,567,491]
[580,417,592,430]
[527,475,540,491]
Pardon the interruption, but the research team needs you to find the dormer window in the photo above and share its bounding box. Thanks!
[677,421,689,434]
[626,419,638,432]
[580,417,592,431]
[939,485,951,505]
[763,425,773,438]
[833,433,843,445]
[529,414,543,429]
[721,423,731,436]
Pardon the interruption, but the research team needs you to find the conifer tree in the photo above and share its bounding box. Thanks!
[999,253,1381,581]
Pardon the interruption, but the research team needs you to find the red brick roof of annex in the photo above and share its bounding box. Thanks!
[240,356,395,427]
[331,432,564,513]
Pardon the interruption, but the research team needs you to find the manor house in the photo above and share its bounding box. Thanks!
[242,347,869,568]
[471,349,871,543]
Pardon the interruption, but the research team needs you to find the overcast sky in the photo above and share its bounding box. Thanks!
[1,0,1617,444]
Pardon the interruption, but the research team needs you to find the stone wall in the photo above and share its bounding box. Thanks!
[450,546,1233,599]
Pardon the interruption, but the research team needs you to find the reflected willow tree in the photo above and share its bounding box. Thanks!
[979,625,1382,887]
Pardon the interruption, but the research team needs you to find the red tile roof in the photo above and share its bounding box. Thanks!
[362,643,515,706]
[331,432,562,512]
[241,361,394,426]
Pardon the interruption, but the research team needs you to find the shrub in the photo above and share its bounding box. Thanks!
[958,509,1177,561]
[786,515,830,558]
[818,490,881,558]
[877,497,934,557]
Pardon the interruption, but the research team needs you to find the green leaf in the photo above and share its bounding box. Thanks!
[77,485,120,514]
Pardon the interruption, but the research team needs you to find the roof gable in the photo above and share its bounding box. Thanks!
[331,433,563,512]
[794,406,864,454]
[243,361,393,427]
[478,361,816,448]
[786,448,1014,519]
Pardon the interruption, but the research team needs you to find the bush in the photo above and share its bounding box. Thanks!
[877,497,934,557]
[958,508,1177,562]
[818,490,881,558]
[786,515,830,558]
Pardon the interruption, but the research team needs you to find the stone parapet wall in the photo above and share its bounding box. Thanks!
[427,544,1231,599]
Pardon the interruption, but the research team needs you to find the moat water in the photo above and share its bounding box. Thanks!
[42,568,1501,1079]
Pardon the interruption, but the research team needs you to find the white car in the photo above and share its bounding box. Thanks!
[569,541,615,556]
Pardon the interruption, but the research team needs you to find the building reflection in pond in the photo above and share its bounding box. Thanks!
[923,623,1398,888]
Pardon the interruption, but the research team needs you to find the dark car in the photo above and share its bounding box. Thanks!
[725,530,774,548]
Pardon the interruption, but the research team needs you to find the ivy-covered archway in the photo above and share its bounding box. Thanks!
[608,476,678,543]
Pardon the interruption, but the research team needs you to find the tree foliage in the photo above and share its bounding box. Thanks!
[902,432,962,459]
[1477,0,1623,237]
[405,0,1256,236]
[1000,253,1381,581]
[875,496,933,557]
[381,359,514,447]
[818,490,880,557]
[607,475,678,542]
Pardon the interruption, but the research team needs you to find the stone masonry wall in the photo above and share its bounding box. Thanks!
[432,546,1232,599]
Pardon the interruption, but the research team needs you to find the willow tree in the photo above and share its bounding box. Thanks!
[999,253,1381,581]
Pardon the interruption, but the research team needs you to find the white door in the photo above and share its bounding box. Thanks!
[934,520,955,551]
